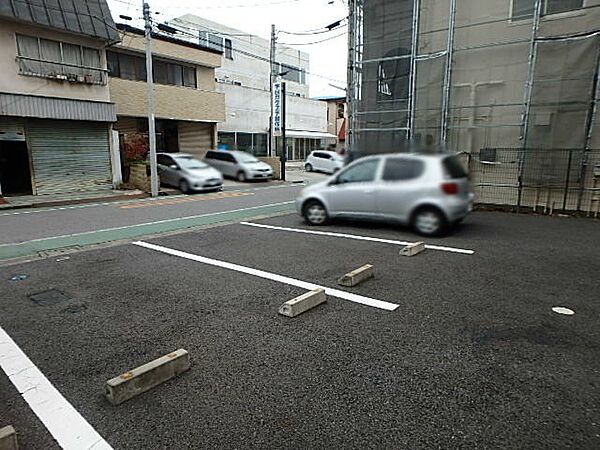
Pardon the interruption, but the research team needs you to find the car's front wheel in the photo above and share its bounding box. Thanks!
[303,200,329,226]
[179,179,190,194]
[236,171,247,182]
[411,207,447,237]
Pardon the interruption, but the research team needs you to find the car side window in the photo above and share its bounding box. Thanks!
[313,152,324,159]
[222,153,235,163]
[322,153,332,160]
[157,155,173,166]
[382,158,424,181]
[337,159,379,184]
[205,151,217,160]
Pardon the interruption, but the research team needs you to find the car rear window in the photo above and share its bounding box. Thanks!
[382,158,424,181]
[442,156,467,178]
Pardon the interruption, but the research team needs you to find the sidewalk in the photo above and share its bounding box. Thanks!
[0,189,147,211]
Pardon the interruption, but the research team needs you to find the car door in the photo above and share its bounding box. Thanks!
[157,154,177,187]
[377,157,426,222]
[322,158,382,218]
[220,152,237,177]
[205,151,223,173]
[310,152,324,172]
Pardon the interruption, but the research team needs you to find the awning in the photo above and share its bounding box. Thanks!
[285,130,337,140]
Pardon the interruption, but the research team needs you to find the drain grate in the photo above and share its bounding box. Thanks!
[29,289,71,306]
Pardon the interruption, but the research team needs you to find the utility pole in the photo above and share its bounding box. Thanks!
[269,24,277,157]
[281,81,287,181]
[143,1,159,197]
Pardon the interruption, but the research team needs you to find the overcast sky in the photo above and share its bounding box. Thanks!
[106,0,348,98]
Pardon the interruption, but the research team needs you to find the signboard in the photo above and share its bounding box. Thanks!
[272,81,282,137]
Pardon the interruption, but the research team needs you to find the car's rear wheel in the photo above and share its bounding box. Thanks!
[236,171,246,182]
[412,207,447,237]
[303,200,328,226]
[305,163,313,172]
[179,179,190,194]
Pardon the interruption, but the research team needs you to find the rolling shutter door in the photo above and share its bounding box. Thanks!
[27,120,112,195]
[178,122,213,159]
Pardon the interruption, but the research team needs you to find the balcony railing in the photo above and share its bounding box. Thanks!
[16,56,108,85]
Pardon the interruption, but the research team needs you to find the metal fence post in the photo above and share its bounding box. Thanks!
[576,151,588,212]
[516,149,524,213]
[562,149,573,211]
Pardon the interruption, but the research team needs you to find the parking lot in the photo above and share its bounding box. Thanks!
[1,211,599,449]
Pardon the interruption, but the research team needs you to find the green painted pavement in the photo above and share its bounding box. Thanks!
[0,202,295,261]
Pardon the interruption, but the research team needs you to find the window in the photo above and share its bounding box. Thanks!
[511,0,584,19]
[236,133,253,152]
[338,159,379,184]
[168,63,183,86]
[442,156,468,179]
[279,63,304,84]
[382,158,424,181]
[205,151,219,160]
[224,39,233,59]
[157,154,174,166]
[16,34,103,83]
[337,103,345,119]
[199,32,224,52]
[106,51,196,88]
[183,66,196,88]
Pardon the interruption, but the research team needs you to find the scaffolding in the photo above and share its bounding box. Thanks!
[347,0,600,212]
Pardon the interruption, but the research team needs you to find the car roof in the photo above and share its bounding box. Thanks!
[157,152,195,159]
[312,150,337,154]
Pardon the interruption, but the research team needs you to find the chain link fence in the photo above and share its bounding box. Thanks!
[466,149,600,214]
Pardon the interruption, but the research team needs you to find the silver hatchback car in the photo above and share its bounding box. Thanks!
[295,153,474,236]
[204,150,273,182]
[156,153,223,193]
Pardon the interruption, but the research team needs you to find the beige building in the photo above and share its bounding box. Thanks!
[317,96,348,151]
[0,0,119,197]
[109,24,225,160]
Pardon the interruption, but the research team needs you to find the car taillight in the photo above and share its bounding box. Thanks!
[441,182,458,195]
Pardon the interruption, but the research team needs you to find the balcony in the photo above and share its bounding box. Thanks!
[16,56,107,85]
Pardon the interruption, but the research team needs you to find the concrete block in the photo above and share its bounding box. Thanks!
[337,264,374,287]
[105,349,190,405]
[279,288,326,317]
[400,242,425,257]
[0,426,18,450]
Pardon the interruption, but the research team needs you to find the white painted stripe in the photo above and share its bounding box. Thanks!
[0,326,112,450]
[133,241,399,311]
[0,201,295,248]
[240,222,475,255]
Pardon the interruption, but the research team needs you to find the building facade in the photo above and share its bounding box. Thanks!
[0,0,119,197]
[168,15,334,161]
[348,0,600,213]
[316,96,348,151]
[109,24,225,160]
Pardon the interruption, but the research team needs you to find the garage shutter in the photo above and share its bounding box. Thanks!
[178,122,213,159]
[27,120,112,195]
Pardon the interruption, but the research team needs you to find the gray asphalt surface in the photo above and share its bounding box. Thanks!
[1,211,599,449]
[0,184,303,245]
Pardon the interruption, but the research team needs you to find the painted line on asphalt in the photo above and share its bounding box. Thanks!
[0,183,301,217]
[0,326,112,450]
[240,222,475,255]
[119,191,252,209]
[133,241,399,311]
[0,201,295,261]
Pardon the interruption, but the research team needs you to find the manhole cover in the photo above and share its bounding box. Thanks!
[29,289,71,306]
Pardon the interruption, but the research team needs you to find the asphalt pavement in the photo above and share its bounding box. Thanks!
[1,211,598,449]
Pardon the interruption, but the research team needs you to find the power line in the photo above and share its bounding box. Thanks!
[279,29,348,46]
[164,24,345,84]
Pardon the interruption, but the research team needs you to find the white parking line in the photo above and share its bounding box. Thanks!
[239,222,475,255]
[0,326,112,450]
[133,241,399,311]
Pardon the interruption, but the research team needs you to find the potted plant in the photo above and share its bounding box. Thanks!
[120,132,149,186]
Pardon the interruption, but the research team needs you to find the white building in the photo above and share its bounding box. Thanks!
[168,14,335,160]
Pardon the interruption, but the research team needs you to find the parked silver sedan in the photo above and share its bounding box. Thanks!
[295,153,474,236]
[204,150,273,182]
[156,153,223,193]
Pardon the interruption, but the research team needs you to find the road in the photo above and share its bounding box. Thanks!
[1,211,599,449]
[0,182,313,261]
